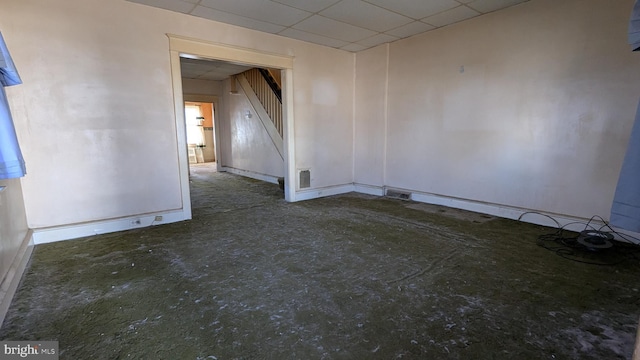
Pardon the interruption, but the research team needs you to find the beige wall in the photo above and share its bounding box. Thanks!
[356,0,640,220]
[291,52,354,189]
[0,0,354,229]
[182,78,222,97]
[4,0,632,235]
[354,44,388,187]
[219,79,284,178]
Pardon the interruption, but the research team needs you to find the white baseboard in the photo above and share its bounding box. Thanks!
[294,184,355,202]
[408,189,580,229]
[32,209,189,245]
[221,167,279,184]
[607,227,640,244]
[0,230,34,326]
[351,185,640,242]
[353,183,385,196]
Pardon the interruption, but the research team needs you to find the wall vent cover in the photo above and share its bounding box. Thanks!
[386,189,411,200]
[299,170,311,189]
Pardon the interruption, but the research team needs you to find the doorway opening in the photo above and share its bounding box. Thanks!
[168,35,295,220]
[184,101,216,165]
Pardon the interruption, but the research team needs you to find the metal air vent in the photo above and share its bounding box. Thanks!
[385,189,411,200]
[299,170,310,189]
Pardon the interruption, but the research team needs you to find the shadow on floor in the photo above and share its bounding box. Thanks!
[2,171,640,359]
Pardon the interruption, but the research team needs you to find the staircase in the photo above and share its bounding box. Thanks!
[240,68,283,138]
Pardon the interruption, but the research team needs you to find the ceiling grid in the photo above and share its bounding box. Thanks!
[127,0,529,52]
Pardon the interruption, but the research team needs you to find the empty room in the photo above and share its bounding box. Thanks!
[2,0,640,358]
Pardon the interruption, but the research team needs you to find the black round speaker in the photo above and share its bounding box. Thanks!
[576,230,614,251]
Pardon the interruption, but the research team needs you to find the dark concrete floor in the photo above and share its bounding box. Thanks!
[2,165,640,359]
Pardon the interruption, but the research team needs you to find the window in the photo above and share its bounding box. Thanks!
[185,104,205,146]
[0,32,25,180]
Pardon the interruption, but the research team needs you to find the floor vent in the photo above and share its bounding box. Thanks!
[299,170,311,189]
[385,189,411,200]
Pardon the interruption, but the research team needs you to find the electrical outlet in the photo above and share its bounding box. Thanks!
[154,216,163,222]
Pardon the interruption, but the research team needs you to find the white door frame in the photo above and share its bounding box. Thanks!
[168,34,296,220]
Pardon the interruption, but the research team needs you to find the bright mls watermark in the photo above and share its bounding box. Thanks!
[0,342,58,359]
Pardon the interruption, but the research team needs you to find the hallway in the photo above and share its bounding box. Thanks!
[1,171,639,359]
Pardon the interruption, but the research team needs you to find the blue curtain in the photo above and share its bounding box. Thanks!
[0,31,25,179]
[611,101,640,232]
[610,1,640,231]
[631,0,640,51]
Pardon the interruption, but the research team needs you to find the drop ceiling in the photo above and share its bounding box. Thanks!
[180,57,252,80]
[127,0,529,52]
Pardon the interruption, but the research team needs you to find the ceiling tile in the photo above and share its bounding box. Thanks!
[218,63,253,73]
[356,33,399,47]
[181,69,208,78]
[127,0,196,14]
[422,6,480,27]
[278,28,349,48]
[194,73,218,80]
[191,5,286,33]
[363,0,459,19]
[181,58,217,67]
[181,61,210,71]
[341,43,369,52]
[320,0,412,32]
[195,73,219,81]
[385,21,435,38]
[271,0,341,13]
[466,0,527,13]
[181,66,209,77]
[199,0,311,26]
[130,0,532,52]
[180,58,252,81]
[293,15,376,42]
[200,68,243,80]
[199,72,231,81]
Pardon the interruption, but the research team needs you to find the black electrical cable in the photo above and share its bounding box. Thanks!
[518,211,562,228]
[520,211,640,266]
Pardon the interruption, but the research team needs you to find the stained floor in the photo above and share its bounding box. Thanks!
[1,165,640,359]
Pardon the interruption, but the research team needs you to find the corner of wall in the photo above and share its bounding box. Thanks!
[351,51,358,186]
[0,178,31,327]
[0,229,33,327]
